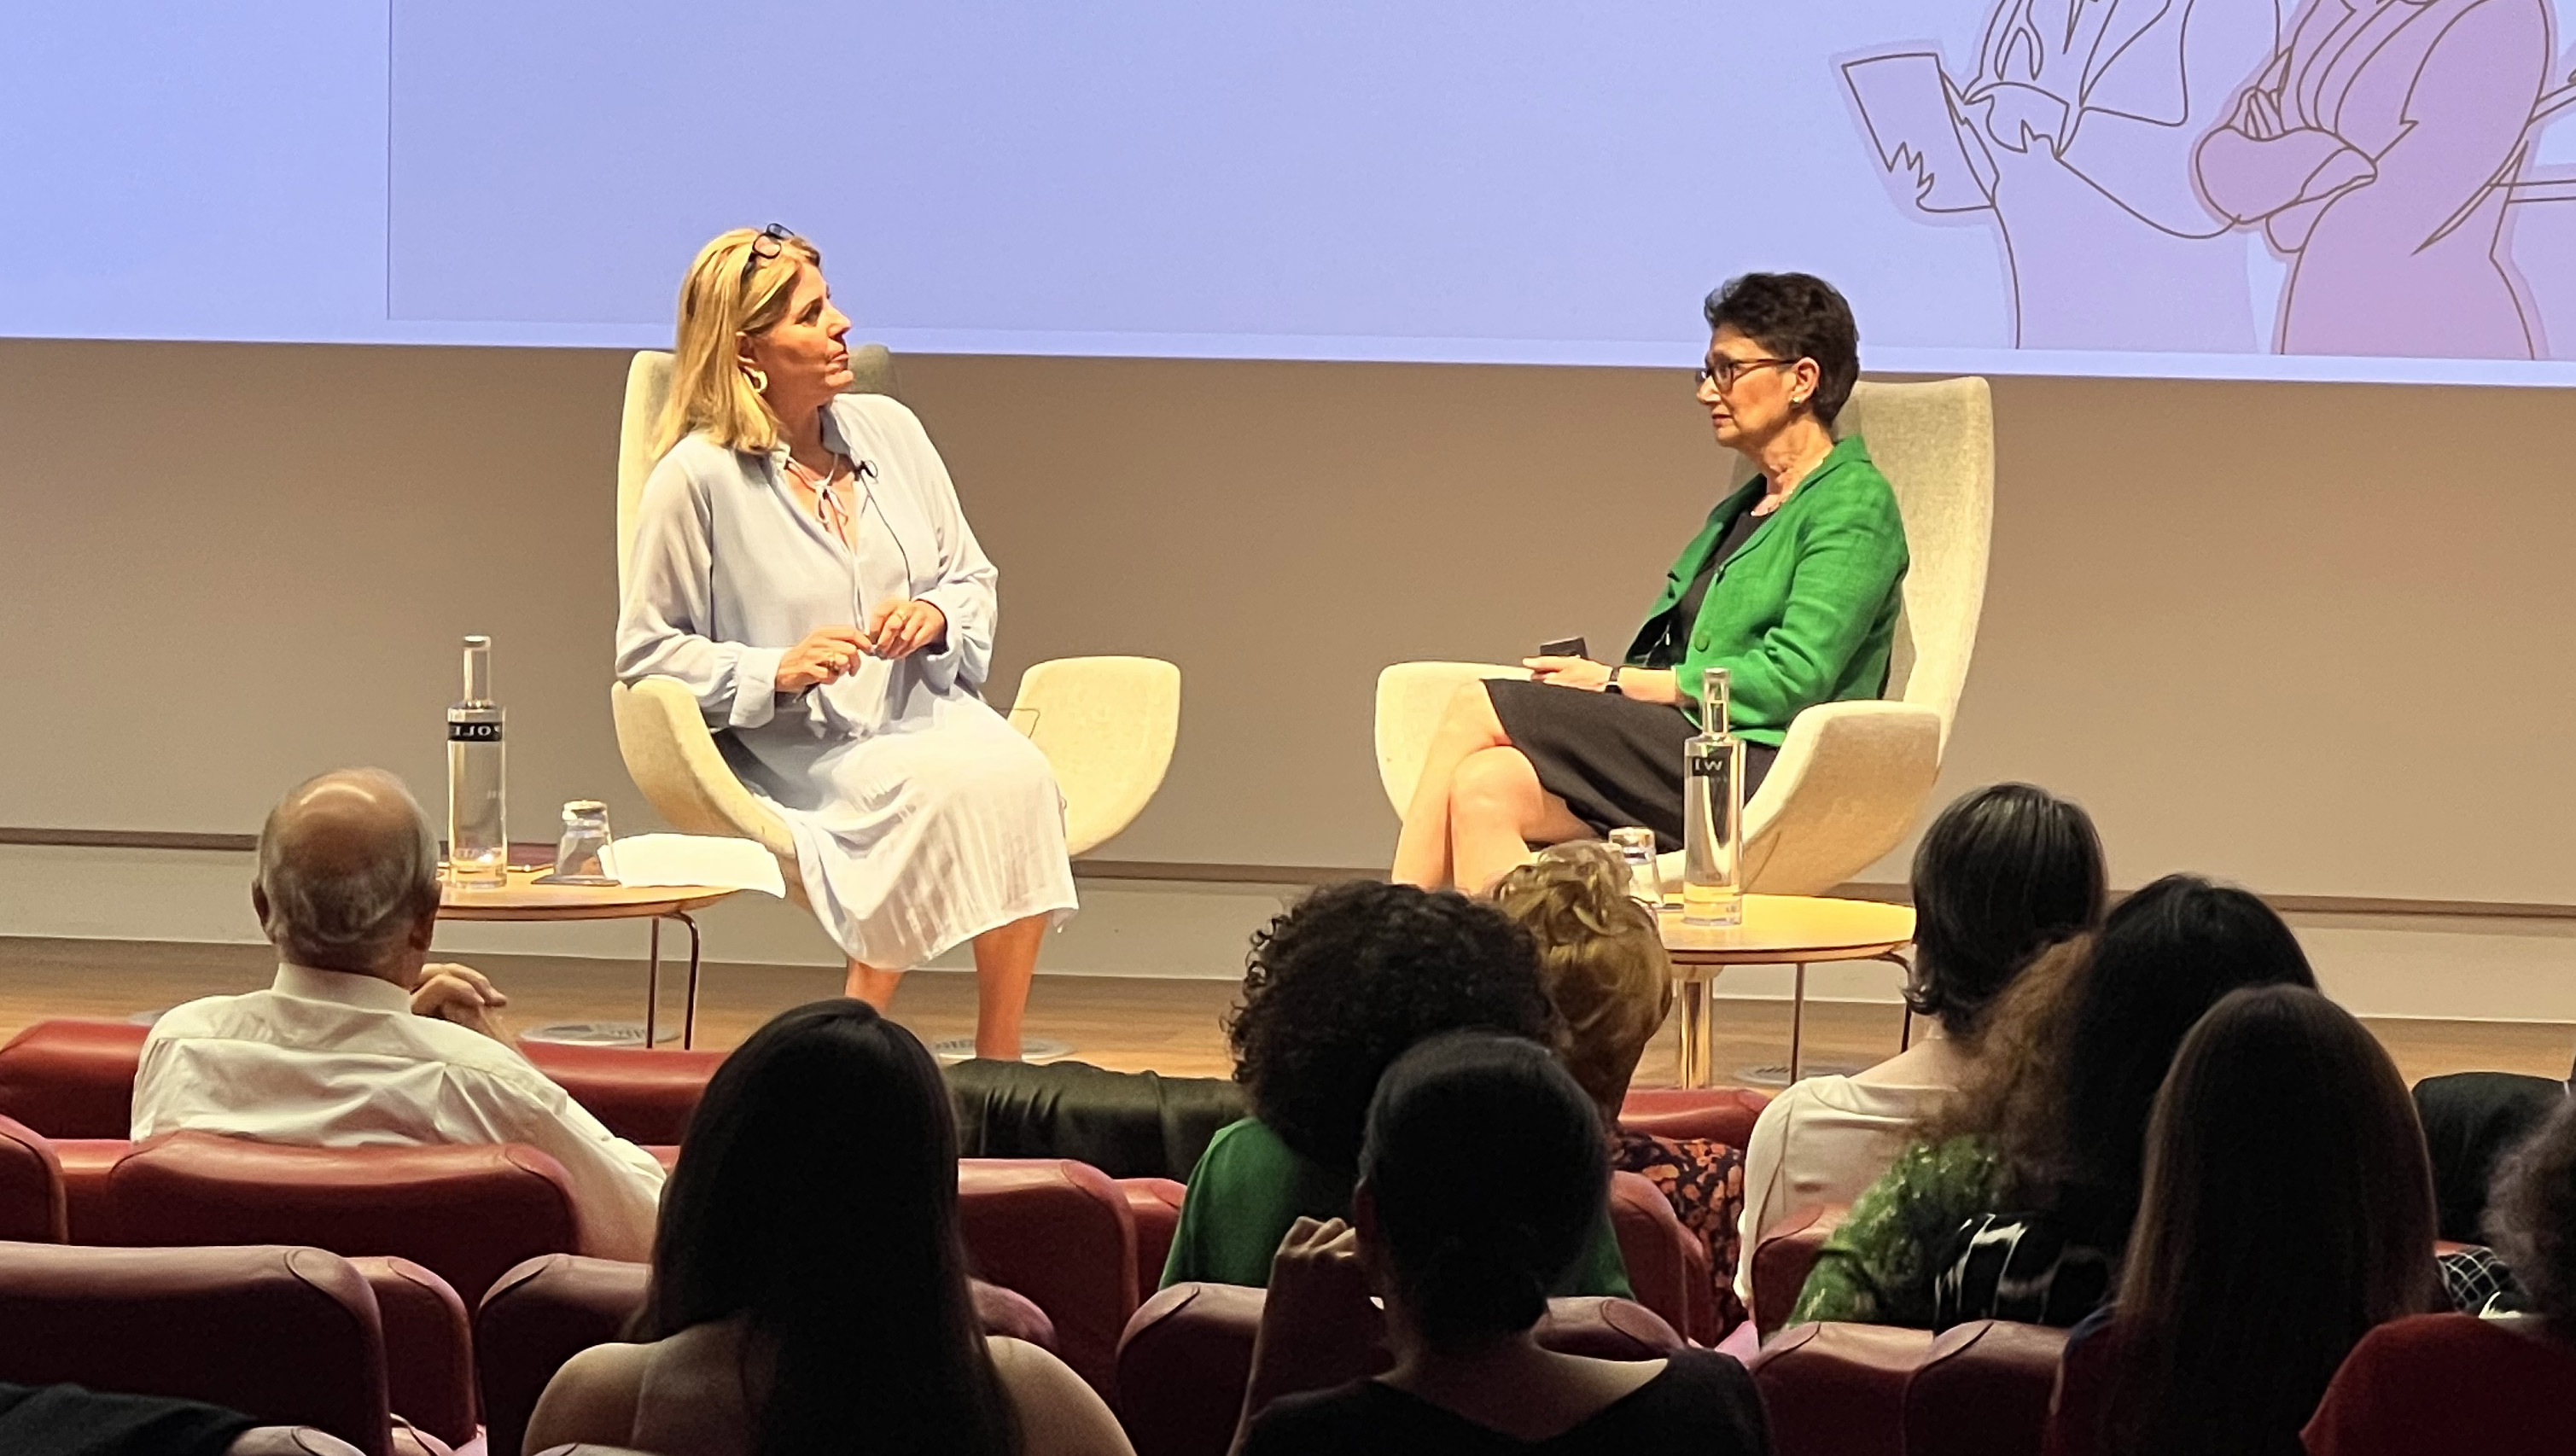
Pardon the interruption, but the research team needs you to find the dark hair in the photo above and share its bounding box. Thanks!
[1930,875,2318,1249]
[1361,1032,1607,1353]
[2488,1095,2576,1333]
[1226,880,1559,1172]
[636,1000,1017,1456]
[2103,986,2438,1455]
[1904,783,2107,1037]
[1703,271,1862,424]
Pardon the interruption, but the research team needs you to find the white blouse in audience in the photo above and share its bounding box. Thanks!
[131,964,667,1261]
[1733,1072,1948,1311]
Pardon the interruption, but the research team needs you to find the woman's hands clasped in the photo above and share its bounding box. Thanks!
[772,601,952,693]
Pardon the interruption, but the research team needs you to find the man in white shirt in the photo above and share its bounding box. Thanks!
[132,767,666,1261]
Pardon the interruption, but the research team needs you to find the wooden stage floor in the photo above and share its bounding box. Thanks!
[6,937,2571,1091]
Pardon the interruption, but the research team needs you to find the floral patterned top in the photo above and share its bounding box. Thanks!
[1611,1128,1751,1333]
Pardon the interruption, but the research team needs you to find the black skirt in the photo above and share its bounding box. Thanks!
[1486,678,1778,853]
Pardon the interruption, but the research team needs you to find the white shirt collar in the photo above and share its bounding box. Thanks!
[272,962,414,1013]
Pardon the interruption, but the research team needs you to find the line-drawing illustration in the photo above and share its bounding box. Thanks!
[1845,0,2576,360]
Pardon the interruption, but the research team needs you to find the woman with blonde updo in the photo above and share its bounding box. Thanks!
[1490,842,1748,1327]
[616,226,1075,1058]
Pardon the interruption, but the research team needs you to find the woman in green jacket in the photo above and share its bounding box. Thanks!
[1393,272,1911,891]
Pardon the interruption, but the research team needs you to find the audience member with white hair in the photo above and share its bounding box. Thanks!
[130,767,666,1259]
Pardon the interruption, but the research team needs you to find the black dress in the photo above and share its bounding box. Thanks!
[1238,1349,1771,1456]
[1489,504,1779,852]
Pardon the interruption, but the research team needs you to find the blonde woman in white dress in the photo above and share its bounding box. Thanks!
[617,225,1075,1059]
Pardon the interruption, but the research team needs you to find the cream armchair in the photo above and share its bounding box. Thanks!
[1375,376,1993,895]
[609,347,1181,906]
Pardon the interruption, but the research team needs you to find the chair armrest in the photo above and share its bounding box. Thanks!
[1005,656,1180,857]
[1373,661,1526,812]
[608,678,796,862]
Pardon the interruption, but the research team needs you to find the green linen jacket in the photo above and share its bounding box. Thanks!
[1624,434,1909,745]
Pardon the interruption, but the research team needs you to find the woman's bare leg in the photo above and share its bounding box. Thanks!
[1448,745,1593,893]
[970,913,1049,1061]
[844,959,904,1008]
[1391,681,1516,888]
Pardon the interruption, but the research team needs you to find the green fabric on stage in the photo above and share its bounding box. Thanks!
[1625,434,1909,746]
[1161,1116,1634,1299]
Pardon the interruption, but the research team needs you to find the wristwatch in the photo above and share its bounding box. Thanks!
[1605,666,1626,697]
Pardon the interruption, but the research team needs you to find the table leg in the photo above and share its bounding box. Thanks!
[1788,961,1809,1083]
[644,918,662,1051]
[1676,976,1714,1089]
[671,911,704,1051]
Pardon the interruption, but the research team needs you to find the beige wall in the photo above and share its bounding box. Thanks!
[2,339,2571,904]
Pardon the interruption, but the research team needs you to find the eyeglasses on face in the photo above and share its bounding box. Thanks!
[738,222,793,291]
[1695,356,1797,391]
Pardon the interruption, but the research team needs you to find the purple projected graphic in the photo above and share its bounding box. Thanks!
[1846,0,2576,361]
[0,3,2570,384]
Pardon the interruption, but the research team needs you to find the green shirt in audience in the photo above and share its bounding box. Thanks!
[1788,1134,2006,1328]
[1162,1116,1635,1299]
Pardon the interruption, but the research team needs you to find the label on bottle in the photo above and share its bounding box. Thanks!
[447,722,504,742]
[1685,747,1725,778]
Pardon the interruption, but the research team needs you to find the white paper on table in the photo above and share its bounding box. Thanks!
[598,834,788,897]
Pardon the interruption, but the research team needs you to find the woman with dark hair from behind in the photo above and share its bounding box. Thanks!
[1163,881,1629,1299]
[2304,1094,2576,1455]
[2043,986,2439,1456]
[1790,874,2317,1330]
[1233,1032,1770,1456]
[1734,783,2103,1314]
[522,999,1131,1456]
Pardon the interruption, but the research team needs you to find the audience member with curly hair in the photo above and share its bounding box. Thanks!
[2044,986,2439,1456]
[1161,880,1630,1297]
[1736,783,2103,1314]
[2304,1092,2576,1455]
[1789,875,2317,1330]
[1490,843,1749,1328]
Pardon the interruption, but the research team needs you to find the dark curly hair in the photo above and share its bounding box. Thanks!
[2487,1095,2576,1333]
[1225,880,1558,1172]
[1903,783,2107,1038]
[1704,271,1861,425]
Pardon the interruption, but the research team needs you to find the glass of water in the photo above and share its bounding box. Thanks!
[546,801,615,884]
[1607,826,1663,909]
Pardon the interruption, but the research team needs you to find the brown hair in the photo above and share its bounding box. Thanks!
[2488,1095,2576,1335]
[1489,842,1671,1118]
[2099,985,2438,1455]
[657,226,823,458]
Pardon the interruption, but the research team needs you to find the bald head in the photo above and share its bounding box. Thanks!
[254,769,441,978]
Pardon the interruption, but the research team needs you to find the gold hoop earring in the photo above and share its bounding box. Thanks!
[743,365,769,394]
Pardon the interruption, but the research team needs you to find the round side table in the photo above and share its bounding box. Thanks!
[1659,894,1915,1087]
[439,871,740,1049]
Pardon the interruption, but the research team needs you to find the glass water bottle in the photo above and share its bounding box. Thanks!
[446,635,508,888]
[1681,667,1746,927]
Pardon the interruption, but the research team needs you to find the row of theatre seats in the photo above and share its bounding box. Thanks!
[0,1019,2048,1456]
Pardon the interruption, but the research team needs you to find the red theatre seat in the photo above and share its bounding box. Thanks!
[0,1018,146,1138]
[1617,1085,1773,1148]
[0,1017,724,1148]
[477,1253,1058,1456]
[1117,1282,1681,1456]
[1608,1168,1717,1343]
[1121,1176,1187,1305]
[0,1241,395,1456]
[956,1158,1138,1397]
[0,1113,67,1242]
[1907,1319,2071,1456]
[1751,1202,1848,1336]
[1746,1320,1938,1456]
[517,1041,724,1146]
[347,1256,479,1452]
[107,1132,582,1306]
